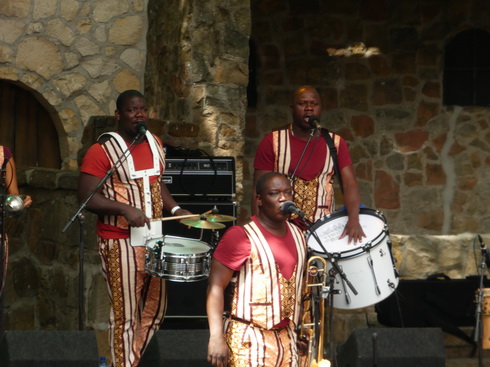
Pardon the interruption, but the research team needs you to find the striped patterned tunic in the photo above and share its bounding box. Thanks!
[230,220,307,330]
[271,127,340,222]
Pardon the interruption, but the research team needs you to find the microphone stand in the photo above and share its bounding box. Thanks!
[298,213,358,364]
[474,237,487,367]
[62,130,145,330]
[300,215,358,296]
[289,128,316,183]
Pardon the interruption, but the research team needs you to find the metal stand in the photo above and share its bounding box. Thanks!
[474,236,488,367]
[300,215,357,366]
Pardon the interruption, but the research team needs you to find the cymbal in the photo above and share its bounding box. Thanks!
[181,218,226,229]
[203,214,237,223]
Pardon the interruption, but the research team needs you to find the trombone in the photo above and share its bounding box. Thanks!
[299,255,331,367]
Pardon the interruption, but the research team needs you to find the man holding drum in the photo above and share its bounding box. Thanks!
[252,85,365,243]
[78,90,191,367]
[207,172,308,366]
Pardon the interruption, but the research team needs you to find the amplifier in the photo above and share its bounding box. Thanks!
[162,157,235,198]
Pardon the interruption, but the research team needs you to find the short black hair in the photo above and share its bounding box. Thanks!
[116,90,144,111]
[256,172,288,196]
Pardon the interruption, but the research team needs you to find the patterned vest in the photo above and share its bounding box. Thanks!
[230,221,307,329]
[271,127,340,222]
[99,132,165,229]
[0,147,4,170]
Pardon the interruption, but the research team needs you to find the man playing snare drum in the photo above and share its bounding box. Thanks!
[252,85,365,243]
[78,90,192,367]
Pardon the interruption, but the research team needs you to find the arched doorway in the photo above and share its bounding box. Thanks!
[0,80,61,169]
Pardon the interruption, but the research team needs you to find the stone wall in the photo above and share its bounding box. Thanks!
[244,0,490,236]
[0,0,149,170]
[2,0,490,359]
[145,0,250,203]
[1,0,251,341]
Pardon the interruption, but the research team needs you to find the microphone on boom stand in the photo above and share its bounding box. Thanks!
[62,119,150,331]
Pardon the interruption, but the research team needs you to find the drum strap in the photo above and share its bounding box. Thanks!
[321,128,343,194]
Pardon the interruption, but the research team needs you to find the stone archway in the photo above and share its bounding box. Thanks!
[0,79,61,169]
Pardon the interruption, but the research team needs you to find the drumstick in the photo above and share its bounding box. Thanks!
[151,209,215,222]
[151,214,199,222]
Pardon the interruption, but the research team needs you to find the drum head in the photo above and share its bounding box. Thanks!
[150,235,210,255]
[307,208,386,255]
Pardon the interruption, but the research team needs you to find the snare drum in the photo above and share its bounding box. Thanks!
[145,235,211,282]
[307,208,399,309]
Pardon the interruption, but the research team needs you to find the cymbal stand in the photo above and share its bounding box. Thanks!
[474,237,487,367]
[209,229,221,249]
[300,215,357,365]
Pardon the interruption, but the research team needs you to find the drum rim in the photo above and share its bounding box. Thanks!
[308,207,386,233]
[307,208,387,255]
[146,235,211,255]
[162,234,208,245]
[311,230,388,258]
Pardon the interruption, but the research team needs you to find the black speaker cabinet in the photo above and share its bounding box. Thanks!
[162,157,235,198]
[0,330,99,367]
[140,329,209,367]
[337,327,446,367]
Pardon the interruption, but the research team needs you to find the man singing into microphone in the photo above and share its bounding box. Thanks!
[78,89,191,367]
[207,172,307,367]
[252,85,365,243]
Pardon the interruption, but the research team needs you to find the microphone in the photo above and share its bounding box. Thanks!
[478,235,490,269]
[280,200,306,218]
[307,115,321,130]
[136,121,147,136]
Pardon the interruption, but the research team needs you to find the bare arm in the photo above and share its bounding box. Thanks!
[338,165,366,243]
[159,180,192,216]
[77,172,149,227]
[5,157,32,208]
[207,259,235,367]
[251,169,271,216]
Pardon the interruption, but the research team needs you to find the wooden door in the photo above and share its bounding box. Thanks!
[0,80,61,168]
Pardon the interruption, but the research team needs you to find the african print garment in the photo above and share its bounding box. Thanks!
[225,221,307,366]
[271,128,340,222]
[97,133,167,367]
[230,220,307,329]
[99,131,165,229]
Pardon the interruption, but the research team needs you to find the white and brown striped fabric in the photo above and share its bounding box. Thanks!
[271,128,339,222]
[99,132,165,230]
[97,133,167,367]
[225,221,307,366]
[230,220,307,329]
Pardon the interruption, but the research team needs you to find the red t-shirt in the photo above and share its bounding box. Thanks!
[213,216,298,280]
[80,137,163,239]
[253,130,352,181]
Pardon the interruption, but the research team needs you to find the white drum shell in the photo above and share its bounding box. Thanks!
[307,209,399,309]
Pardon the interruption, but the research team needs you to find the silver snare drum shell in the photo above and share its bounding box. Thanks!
[145,235,211,282]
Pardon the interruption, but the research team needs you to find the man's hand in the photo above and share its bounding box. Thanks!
[122,206,150,228]
[207,334,229,367]
[339,218,366,244]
